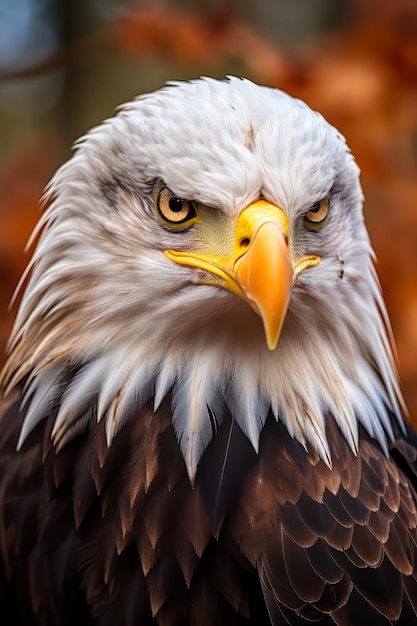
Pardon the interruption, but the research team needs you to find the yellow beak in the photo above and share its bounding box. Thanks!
[165,200,317,350]
[232,201,293,349]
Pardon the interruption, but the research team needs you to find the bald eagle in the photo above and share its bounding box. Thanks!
[1,77,417,626]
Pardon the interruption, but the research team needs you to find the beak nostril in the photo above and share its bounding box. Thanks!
[240,237,250,248]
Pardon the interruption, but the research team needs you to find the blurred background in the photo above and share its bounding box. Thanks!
[1,0,417,421]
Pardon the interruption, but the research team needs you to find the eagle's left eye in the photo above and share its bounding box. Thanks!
[155,185,199,228]
[304,197,330,229]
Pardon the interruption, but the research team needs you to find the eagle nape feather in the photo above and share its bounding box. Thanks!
[1,76,417,626]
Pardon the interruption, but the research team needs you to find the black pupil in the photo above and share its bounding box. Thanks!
[310,202,321,213]
[169,197,185,213]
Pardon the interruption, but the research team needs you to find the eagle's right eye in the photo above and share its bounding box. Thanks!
[155,185,199,229]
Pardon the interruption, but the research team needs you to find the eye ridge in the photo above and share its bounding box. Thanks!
[309,201,321,213]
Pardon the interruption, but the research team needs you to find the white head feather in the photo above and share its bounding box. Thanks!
[3,77,404,480]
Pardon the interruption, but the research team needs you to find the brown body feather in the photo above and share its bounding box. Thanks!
[2,386,417,625]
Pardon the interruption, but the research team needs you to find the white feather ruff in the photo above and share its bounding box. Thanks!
[2,77,405,480]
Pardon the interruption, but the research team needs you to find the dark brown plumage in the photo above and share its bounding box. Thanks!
[2,385,417,625]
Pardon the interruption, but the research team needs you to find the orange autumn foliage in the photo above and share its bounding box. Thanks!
[0,137,58,361]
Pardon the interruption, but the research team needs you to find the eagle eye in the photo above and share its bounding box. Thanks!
[155,185,199,228]
[304,197,330,229]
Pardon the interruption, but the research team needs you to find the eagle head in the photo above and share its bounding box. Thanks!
[2,77,403,481]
